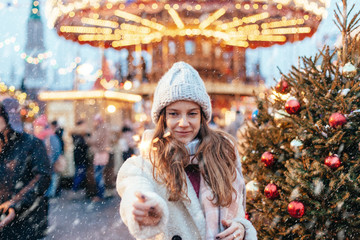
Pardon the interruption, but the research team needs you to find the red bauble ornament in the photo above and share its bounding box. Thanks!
[264,183,279,199]
[287,201,305,218]
[329,113,347,128]
[261,152,275,167]
[275,79,290,94]
[325,155,341,169]
[285,99,300,114]
[245,212,250,220]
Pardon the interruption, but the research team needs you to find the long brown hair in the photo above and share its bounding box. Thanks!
[150,109,238,207]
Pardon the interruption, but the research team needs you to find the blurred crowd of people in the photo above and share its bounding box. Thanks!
[0,97,140,239]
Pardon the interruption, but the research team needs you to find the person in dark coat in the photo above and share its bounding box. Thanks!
[0,99,51,240]
[71,120,91,192]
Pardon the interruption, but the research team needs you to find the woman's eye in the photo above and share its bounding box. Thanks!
[168,112,178,116]
[189,112,199,116]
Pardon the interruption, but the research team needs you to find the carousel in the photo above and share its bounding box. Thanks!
[45,0,329,124]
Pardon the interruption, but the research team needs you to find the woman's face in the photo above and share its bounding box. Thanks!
[165,101,201,144]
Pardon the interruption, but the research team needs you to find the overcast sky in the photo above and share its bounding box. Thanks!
[0,0,359,90]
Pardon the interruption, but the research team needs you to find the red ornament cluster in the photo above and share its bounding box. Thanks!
[287,201,305,218]
[329,113,347,128]
[285,99,301,114]
[264,183,279,199]
[324,155,341,169]
[275,79,290,94]
[261,152,275,167]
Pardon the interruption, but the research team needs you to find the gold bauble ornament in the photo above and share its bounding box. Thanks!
[342,62,357,78]
[246,180,260,199]
[290,138,304,152]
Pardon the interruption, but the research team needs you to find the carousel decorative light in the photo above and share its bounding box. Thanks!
[0,82,40,121]
[45,0,329,50]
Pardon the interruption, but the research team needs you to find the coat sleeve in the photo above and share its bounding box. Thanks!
[10,135,51,214]
[116,156,169,240]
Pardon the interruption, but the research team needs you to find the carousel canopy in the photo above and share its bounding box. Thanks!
[46,0,330,50]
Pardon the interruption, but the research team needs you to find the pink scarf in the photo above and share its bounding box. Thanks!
[200,168,245,239]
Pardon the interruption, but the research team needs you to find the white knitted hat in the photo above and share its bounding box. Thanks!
[151,61,212,124]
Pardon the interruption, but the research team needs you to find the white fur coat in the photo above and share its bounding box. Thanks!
[116,131,257,240]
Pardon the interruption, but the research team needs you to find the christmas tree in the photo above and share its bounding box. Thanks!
[240,0,360,239]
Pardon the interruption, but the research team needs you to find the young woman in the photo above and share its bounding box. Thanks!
[117,62,257,240]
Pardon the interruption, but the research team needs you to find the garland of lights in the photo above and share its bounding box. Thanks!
[0,82,40,121]
[0,36,82,75]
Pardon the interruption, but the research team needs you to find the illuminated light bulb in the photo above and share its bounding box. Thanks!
[253,4,258,9]
[235,3,241,9]
[244,4,250,10]
[152,137,159,143]
[277,4,282,9]
[152,3,158,9]
[123,80,132,90]
[139,3,145,9]
[106,3,113,9]
[173,4,179,10]
[262,4,268,10]
[9,86,15,92]
[33,106,40,113]
[304,15,309,20]
[195,4,201,10]
[69,11,75,17]
[107,105,116,113]
[163,132,171,138]
[133,135,140,142]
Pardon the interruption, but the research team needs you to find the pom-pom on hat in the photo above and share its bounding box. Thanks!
[151,61,212,124]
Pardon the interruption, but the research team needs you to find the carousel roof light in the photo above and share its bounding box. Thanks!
[46,0,330,49]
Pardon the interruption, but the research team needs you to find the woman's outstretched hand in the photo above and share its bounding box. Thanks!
[216,219,245,240]
[132,192,162,226]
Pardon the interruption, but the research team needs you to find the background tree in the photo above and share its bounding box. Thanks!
[240,0,360,239]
